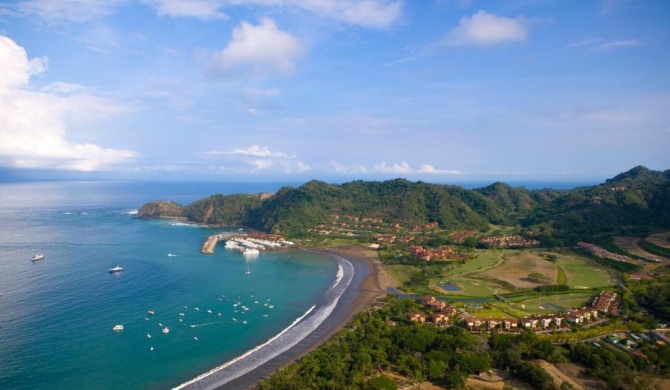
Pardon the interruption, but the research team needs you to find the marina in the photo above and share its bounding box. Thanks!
[202,233,295,255]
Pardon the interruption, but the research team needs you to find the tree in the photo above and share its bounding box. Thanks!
[366,375,397,390]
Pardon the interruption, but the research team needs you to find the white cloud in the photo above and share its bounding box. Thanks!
[0,35,137,172]
[41,81,90,94]
[225,0,402,28]
[594,39,642,51]
[243,88,280,96]
[372,162,463,175]
[201,145,310,173]
[142,0,228,19]
[230,144,295,158]
[17,0,125,22]
[329,160,367,174]
[374,161,413,173]
[445,10,527,46]
[567,38,642,52]
[208,18,304,79]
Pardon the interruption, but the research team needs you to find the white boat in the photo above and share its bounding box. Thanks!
[245,266,251,275]
[162,327,170,334]
[241,248,260,256]
[113,324,124,331]
[167,253,177,257]
[31,253,44,261]
[109,265,123,273]
[147,310,155,316]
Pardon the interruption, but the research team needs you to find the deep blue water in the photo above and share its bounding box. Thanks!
[0,181,337,390]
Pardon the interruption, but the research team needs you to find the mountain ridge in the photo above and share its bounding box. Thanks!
[138,166,670,245]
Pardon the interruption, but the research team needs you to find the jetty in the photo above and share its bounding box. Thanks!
[201,235,221,254]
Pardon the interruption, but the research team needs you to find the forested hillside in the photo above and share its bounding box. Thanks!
[138,166,670,245]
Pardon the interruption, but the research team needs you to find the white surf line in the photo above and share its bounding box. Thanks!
[172,305,316,390]
[173,255,354,390]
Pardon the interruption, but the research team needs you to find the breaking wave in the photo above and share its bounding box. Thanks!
[173,255,354,390]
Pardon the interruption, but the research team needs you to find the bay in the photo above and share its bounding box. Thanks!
[0,181,336,390]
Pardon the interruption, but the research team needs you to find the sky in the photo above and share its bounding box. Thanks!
[0,0,669,183]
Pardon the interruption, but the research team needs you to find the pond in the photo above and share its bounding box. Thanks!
[439,282,462,292]
[539,303,564,311]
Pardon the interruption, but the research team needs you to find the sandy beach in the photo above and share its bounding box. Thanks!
[216,244,390,390]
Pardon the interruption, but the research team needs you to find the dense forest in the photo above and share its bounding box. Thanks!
[138,166,670,245]
[256,296,667,390]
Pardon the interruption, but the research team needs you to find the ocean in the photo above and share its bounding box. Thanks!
[0,181,343,390]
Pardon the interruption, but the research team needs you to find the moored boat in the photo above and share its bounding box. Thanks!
[31,253,44,261]
[113,324,124,331]
[109,265,123,273]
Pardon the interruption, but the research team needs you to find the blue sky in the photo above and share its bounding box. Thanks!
[1,0,669,183]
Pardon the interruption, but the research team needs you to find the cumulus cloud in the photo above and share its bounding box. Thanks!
[142,0,228,19]
[16,0,125,22]
[445,10,527,46]
[208,18,304,79]
[0,35,137,171]
[372,162,463,174]
[329,160,367,174]
[202,145,309,173]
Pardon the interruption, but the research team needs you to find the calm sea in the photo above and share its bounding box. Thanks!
[0,181,338,390]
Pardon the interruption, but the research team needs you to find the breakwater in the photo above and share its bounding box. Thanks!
[201,235,220,254]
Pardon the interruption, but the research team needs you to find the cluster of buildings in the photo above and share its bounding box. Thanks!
[478,235,540,248]
[375,234,415,244]
[408,291,619,333]
[407,246,469,261]
[591,290,619,315]
[576,242,630,261]
[412,222,439,230]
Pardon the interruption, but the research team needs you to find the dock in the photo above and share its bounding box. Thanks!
[201,235,220,254]
[200,232,294,255]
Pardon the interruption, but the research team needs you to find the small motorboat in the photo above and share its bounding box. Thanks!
[162,327,170,334]
[113,324,124,331]
[147,310,155,316]
[31,253,44,261]
[109,265,123,273]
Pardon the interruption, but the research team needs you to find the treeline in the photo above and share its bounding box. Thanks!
[628,275,670,322]
[258,297,562,390]
[139,166,670,244]
[258,296,667,390]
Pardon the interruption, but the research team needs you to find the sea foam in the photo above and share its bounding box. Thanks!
[173,255,354,390]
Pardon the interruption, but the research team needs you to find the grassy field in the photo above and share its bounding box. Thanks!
[556,255,614,289]
[514,293,594,316]
[474,251,557,288]
[448,250,504,275]
[646,232,670,249]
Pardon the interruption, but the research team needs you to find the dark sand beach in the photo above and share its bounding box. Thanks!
[216,244,389,390]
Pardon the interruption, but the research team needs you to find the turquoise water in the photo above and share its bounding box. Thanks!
[0,181,337,390]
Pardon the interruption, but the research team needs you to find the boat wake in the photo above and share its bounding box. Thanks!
[173,255,354,390]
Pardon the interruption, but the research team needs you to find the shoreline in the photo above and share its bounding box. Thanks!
[215,244,389,390]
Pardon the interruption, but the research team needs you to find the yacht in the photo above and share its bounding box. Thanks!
[109,265,123,273]
[241,248,260,256]
[31,253,44,261]
[113,324,124,331]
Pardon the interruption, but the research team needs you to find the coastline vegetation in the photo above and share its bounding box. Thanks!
[136,165,670,389]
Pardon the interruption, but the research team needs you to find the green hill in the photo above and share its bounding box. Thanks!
[138,166,670,244]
